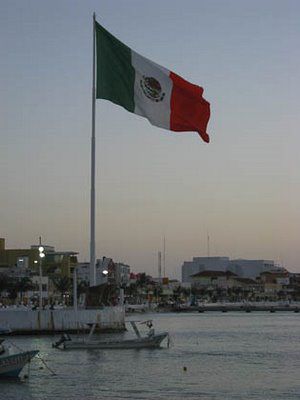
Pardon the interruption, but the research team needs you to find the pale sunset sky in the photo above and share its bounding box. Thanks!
[0,0,299,278]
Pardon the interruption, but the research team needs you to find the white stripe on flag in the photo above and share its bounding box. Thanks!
[131,50,172,130]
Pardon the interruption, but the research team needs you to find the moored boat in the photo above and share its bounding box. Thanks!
[0,339,39,378]
[61,332,168,350]
[53,320,169,350]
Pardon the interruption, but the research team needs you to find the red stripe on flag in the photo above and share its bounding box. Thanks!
[170,72,210,143]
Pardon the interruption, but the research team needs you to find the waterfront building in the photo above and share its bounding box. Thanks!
[182,257,230,283]
[0,238,40,271]
[191,270,237,289]
[166,279,181,290]
[114,262,131,287]
[191,270,263,292]
[77,258,131,287]
[182,256,279,282]
[76,261,107,285]
[0,265,31,279]
[259,270,290,294]
[0,238,78,278]
[288,273,300,300]
[231,277,262,292]
[26,276,50,302]
[129,272,138,285]
[228,259,277,279]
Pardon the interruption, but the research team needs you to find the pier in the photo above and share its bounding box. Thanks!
[172,304,300,313]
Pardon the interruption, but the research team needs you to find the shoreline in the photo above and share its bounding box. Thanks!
[126,302,300,314]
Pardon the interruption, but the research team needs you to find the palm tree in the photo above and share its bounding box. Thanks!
[153,285,162,302]
[16,277,33,301]
[137,273,153,287]
[52,276,71,303]
[126,282,137,296]
[173,285,182,301]
[136,273,147,287]
[77,280,89,299]
[7,278,18,302]
[0,273,9,296]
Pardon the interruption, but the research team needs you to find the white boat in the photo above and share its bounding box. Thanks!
[0,338,38,378]
[53,320,169,350]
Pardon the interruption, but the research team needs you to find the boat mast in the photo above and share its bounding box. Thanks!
[207,232,210,257]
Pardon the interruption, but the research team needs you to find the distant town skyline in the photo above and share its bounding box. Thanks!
[1,1,300,278]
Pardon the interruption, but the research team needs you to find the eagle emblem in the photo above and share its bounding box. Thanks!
[140,76,165,102]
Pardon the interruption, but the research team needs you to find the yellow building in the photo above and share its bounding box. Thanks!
[0,238,78,277]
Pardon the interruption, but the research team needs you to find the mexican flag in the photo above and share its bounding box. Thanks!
[95,22,211,143]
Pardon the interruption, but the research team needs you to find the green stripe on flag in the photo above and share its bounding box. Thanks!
[96,22,135,113]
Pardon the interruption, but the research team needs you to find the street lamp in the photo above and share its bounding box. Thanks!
[38,241,45,310]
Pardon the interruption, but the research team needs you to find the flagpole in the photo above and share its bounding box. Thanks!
[163,236,166,277]
[90,12,96,286]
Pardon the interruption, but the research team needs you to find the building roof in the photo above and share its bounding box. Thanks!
[191,270,237,278]
[260,271,288,277]
[233,277,259,285]
[50,251,78,256]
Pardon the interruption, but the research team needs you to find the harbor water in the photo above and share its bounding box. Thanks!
[1,312,299,399]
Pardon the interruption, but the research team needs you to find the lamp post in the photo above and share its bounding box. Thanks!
[38,238,45,310]
[102,269,108,280]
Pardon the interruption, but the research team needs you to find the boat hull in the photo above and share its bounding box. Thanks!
[0,350,39,378]
[63,332,168,350]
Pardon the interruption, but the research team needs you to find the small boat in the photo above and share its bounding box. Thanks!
[53,320,169,350]
[0,327,39,378]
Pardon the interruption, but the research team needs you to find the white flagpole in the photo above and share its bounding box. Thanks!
[90,12,96,286]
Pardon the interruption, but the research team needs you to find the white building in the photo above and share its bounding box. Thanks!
[114,263,130,287]
[228,259,277,279]
[182,256,279,282]
[76,260,109,286]
[182,257,230,283]
[76,258,130,287]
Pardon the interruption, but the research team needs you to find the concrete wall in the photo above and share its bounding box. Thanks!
[0,306,125,334]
